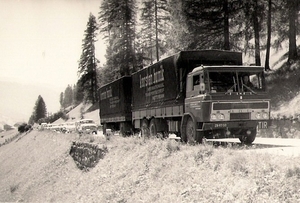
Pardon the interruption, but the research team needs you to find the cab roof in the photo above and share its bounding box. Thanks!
[191,65,264,73]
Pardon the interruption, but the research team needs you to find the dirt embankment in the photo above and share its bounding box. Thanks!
[1,130,300,202]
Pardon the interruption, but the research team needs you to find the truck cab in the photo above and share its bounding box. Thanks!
[183,65,270,144]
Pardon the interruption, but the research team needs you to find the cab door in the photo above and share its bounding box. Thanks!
[185,72,205,121]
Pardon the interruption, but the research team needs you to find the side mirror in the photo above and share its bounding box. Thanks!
[200,83,205,91]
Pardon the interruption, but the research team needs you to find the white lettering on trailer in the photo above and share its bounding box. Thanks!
[140,65,164,88]
[100,86,112,100]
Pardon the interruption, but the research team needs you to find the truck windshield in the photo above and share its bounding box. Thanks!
[208,70,265,94]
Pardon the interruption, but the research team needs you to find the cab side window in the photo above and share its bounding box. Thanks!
[193,75,200,90]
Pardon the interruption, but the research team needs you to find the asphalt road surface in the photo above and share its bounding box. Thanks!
[206,137,300,157]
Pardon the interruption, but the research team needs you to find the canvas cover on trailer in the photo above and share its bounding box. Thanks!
[99,76,132,123]
[132,50,242,111]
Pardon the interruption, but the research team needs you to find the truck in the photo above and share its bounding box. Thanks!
[99,50,270,144]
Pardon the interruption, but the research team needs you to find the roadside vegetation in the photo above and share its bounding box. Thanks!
[1,130,300,202]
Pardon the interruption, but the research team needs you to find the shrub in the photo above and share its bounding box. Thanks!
[166,140,180,154]
[18,123,27,133]
[25,124,32,132]
[286,166,300,178]
[18,123,32,133]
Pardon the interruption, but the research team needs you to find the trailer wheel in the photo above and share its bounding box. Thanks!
[149,119,157,137]
[239,129,256,144]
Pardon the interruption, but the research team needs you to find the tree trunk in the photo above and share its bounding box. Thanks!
[155,0,159,62]
[265,0,272,71]
[288,0,298,63]
[223,0,230,50]
[252,0,261,66]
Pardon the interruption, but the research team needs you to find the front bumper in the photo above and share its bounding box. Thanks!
[199,120,269,131]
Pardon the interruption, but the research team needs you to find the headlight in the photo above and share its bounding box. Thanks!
[255,113,261,119]
[218,113,225,120]
[211,113,225,121]
[262,112,269,119]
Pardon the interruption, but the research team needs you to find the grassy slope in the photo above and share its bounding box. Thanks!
[1,130,300,202]
[267,59,300,117]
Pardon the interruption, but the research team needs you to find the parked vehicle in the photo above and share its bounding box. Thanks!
[99,50,270,144]
[76,119,98,134]
[48,124,61,132]
[63,122,76,133]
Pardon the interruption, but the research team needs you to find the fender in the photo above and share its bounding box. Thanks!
[181,113,197,129]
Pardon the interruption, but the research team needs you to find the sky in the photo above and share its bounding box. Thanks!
[0,0,106,122]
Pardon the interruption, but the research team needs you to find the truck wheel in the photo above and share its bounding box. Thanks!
[185,117,204,144]
[239,129,256,144]
[186,117,197,144]
[141,119,149,138]
[103,124,107,135]
[120,123,125,137]
[149,119,157,137]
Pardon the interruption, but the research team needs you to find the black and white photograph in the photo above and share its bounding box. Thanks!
[0,0,300,202]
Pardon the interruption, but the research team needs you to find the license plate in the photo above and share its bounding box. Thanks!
[214,123,227,128]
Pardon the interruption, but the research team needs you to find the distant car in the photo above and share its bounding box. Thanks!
[46,124,52,130]
[63,122,76,133]
[50,124,61,132]
[40,123,47,130]
[76,119,98,134]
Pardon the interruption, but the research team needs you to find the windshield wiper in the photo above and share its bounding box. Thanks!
[225,84,236,94]
[242,84,257,94]
[225,76,237,95]
[240,77,257,94]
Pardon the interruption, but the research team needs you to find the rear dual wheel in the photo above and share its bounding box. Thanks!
[141,119,149,138]
[149,119,157,137]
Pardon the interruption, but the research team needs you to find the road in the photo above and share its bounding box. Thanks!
[206,137,300,157]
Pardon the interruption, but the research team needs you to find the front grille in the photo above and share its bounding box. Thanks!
[230,113,250,120]
[213,102,268,110]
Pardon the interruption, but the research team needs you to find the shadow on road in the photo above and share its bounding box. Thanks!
[207,140,292,150]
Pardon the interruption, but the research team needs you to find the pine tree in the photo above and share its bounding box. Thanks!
[99,0,137,79]
[74,82,84,105]
[29,95,47,124]
[167,0,190,51]
[168,0,242,51]
[59,92,64,108]
[240,0,266,66]
[63,85,73,108]
[78,13,99,104]
[139,0,170,65]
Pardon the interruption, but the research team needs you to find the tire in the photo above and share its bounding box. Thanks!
[239,129,256,144]
[149,119,157,137]
[141,119,149,138]
[120,123,125,137]
[186,117,197,144]
[184,117,203,144]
